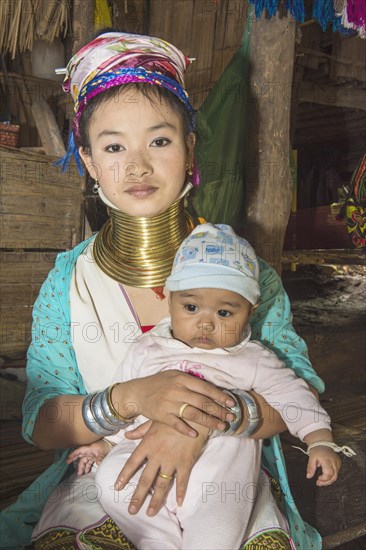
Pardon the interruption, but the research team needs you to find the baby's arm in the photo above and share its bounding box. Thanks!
[303,429,341,486]
[66,439,115,476]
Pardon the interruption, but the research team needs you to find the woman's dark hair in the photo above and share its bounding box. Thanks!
[77,83,194,152]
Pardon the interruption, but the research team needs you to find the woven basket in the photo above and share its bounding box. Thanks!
[0,123,20,147]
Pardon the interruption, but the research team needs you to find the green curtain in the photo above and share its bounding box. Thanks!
[190,15,252,231]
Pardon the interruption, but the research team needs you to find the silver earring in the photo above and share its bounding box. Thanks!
[93,179,100,194]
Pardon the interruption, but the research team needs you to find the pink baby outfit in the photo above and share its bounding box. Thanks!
[95,318,330,550]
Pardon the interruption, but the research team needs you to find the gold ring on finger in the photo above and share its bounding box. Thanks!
[178,403,189,419]
[158,471,174,481]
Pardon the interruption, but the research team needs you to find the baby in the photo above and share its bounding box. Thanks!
[68,223,346,550]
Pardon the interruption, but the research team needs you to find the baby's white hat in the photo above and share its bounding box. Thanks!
[165,223,260,305]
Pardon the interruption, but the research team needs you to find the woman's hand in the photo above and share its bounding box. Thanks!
[114,420,209,516]
[114,371,236,437]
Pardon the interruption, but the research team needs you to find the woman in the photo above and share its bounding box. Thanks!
[0,32,324,550]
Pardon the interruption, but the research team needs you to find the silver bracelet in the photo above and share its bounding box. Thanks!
[231,389,261,438]
[100,386,133,426]
[222,389,243,434]
[93,390,129,431]
[209,389,243,438]
[82,393,120,436]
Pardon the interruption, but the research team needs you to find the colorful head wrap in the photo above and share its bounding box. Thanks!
[56,32,195,175]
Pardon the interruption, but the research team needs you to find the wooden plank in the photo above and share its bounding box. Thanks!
[320,395,366,432]
[299,44,366,73]
[299,81,366,111]
[330,36,366,83]
[282,249,366,266]
[0,147,83,186]
[224,8,240,48]
[148,0,245,111]
[0,441,54,510]
[19,147,45,154]
[281,420,366,539]
[211,49,224,83]
[296,25,322,70]
[190,11,215,72]
[168,0,194,55]
[294,117,366,145]
[0,147,84,249]
[213,0,228,51]
[111,0,145,34]
[0,326,33,357]
[0,252,58,356]
[233,1,247,44]
[323,524,366,549]
[1,286,43,307]
[31,97,66,157]
[148,0,173,40]
[1,213,81,249]
[0,251,57,279]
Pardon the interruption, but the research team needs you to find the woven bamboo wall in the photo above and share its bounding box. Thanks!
[148,0,247,108]
[0,146,84,357]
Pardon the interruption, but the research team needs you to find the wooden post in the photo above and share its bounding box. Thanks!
[245,12,296,274]
[72,0,96,54]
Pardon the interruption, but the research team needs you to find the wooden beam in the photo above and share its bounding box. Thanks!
[31,97,66,157]
[299,81,366,111]
[72,0,96,54]
[298,46,366,69]
[245,13,296,274]
[282,249,366,266]
[322,523,366,549]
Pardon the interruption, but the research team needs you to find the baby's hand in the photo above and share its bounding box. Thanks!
[306,446,341,486]
[66,440,111,475]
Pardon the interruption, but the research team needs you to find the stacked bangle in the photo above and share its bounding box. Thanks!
[210,389,261,439]
[106,383,138,422]
[232,389,261,437]
[82,384,137,436]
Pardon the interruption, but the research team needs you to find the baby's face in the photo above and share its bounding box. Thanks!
[169,288,255,350]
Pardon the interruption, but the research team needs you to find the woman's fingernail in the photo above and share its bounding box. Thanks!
[226,412,235,421]
[177,497,183,507]
[114,481,122,490]
[188,430,197,438]
[129,505,137,514]
[147,507,155,516]
[226,398,235,407]
[217,422,226,430]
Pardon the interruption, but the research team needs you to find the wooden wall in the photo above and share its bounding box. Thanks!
[113,0,247,109]
[0,147,84,357]
[149,0,247,108]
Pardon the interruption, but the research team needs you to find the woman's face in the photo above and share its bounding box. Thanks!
[79,89,195,217]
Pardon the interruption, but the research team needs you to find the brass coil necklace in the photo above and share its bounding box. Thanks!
[93,187,197,287]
